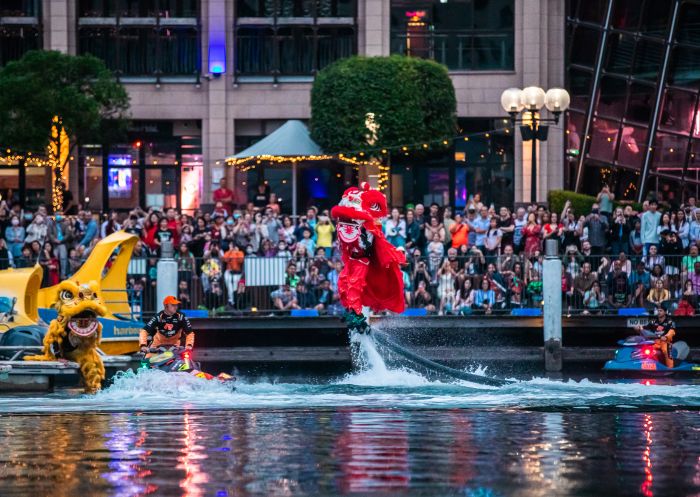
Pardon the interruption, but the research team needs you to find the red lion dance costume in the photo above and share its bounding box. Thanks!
[331,183,405,333]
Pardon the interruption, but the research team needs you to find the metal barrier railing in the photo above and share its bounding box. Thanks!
[2,251,699,318]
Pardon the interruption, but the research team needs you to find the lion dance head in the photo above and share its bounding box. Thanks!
[24,281,108,393]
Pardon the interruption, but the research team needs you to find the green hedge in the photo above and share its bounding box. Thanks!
[548,189,643,217]
[310,55,457,153]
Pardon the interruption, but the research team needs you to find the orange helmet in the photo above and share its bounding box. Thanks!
[163,295,181,306]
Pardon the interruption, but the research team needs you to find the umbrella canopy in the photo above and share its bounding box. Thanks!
[228,120,323,160]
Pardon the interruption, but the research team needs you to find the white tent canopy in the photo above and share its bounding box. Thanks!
[226,120,326,218]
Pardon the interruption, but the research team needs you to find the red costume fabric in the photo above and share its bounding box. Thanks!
[331,183,406,315]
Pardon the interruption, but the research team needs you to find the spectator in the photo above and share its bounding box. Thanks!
[643,245,665,271]
[298,227,316,255]
[629,219,643,256]
[509,262,525,308]
[676,209,690,249]
[522,213,542,256]
[223,243,245,306]
[285,263,301,288]
[436,260,457,315]
[449,213,469,249]
[647,279,671,308]
[232,278,249,312]
[526,272,543,307]
[25,214,48,246]
[315,279,336,313]
[631,281,647,308]
[583,281,605,314]
[650,264,667,289]
[682,280,697,310]
[213,177,235,213]
[425,216,446,248]
[200,252,222,294]
[455,278,475,314]
[77,210,98,249]
[584,204,608,255]
[573,262,597,306]
[689,262,700,296]
[682,245,700,276]
[385,208,406,248]
[596,184,615,218]
[175,242,196,283]
[413,280,436,313]
[641,200,661,255]
[212,201,229,220]
[607,260,630,310]
[473,278,495,314]
[100,211,122,239]
[0,238,11,270]
[427,232,444,275]
[253,183,270,209]
[470,207,490,252]
[629,261,652,291]
[609,208,630,256]
[315,215,335,257]
[483,217,502,260]
[177,280,192,309]
[295,281,320,311]
[271,283,299,312]
[405,209,423,251]
[5,215,25,259]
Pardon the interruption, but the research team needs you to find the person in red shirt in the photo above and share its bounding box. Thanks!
[213,178,235,212]
[165,208,181,246]
[450,212,469,249]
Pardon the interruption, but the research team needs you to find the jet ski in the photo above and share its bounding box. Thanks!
[137,346,236,387]
[603,336,700,376]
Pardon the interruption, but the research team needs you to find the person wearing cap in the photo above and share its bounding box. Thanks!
[139,296,195,353]
[634,305,677,368]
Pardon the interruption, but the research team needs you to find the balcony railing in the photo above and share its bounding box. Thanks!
[390,30,514,71]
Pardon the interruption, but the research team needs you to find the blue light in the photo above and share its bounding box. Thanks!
[209,43,226,74]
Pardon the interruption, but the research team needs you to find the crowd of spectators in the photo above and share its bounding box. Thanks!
[2,179,700,317]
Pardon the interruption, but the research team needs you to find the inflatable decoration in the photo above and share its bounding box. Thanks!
[25,280,108,393]
[331,182,405,333]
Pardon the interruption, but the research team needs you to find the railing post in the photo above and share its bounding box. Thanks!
[543,239,562,372]
[156,240,178,310]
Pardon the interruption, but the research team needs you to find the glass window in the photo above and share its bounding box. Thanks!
[639,0,673,37]
[78,2,200,78]
[597,76,627,120]
[145,168,178,209]
[603,32,635,75]
[159,0,198,17]
[390,0,514,71]
[79,0,117,17]
[0,0,39,16]
[566,112,585,157]
[108,168,140,210]
[278,27,314,76]
[25,166,51,210]
[632,39,663,82]
[145,139,177,165]
[569,26,600,68]
[120,0,159,17]
[625,82,655,125]
[235,27,275,75]
[78,27,118,71]
[235,25,355,76]
[659,89,697,136]
[0,25,41,67]
[159,27,198,76]
[678,2,700,46]
[588,118,620,163]
[576,0,607,24]
[569,68,593,111]
[617,125,647,169]
[118,27,158,76]
[611,0,641,31]
[652,132,688,172]
[669,45,700,89]
[236,0,355,18]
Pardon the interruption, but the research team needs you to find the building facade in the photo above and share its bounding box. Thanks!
[1,0,565,213]
[566,0,700,205]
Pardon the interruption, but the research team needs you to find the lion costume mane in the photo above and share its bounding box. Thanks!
[24,280,108,393]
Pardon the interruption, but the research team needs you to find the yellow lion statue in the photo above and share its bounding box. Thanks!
[24,280,108,393]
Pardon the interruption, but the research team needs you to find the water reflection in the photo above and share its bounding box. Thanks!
[1,410,700,496]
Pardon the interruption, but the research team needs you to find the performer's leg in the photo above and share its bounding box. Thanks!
[339,259,370,333]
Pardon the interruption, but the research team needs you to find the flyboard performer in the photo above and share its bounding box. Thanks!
[330,183,510,387]
[330,182,406,336]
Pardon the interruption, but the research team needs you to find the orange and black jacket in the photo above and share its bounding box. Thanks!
[139,311,195,348]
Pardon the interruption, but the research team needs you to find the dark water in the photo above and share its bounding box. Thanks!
[2,408,700,497]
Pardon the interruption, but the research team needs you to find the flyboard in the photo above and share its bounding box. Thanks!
[352,324,512,387]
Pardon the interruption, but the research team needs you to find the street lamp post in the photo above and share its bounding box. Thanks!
[500,87,570,203]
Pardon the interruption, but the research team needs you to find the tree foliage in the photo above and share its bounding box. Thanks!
[0,50,130,154]
[310,56,457,153]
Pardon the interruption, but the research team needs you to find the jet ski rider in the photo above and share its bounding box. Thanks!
[634,305,676,368]
[139,296,195,353]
